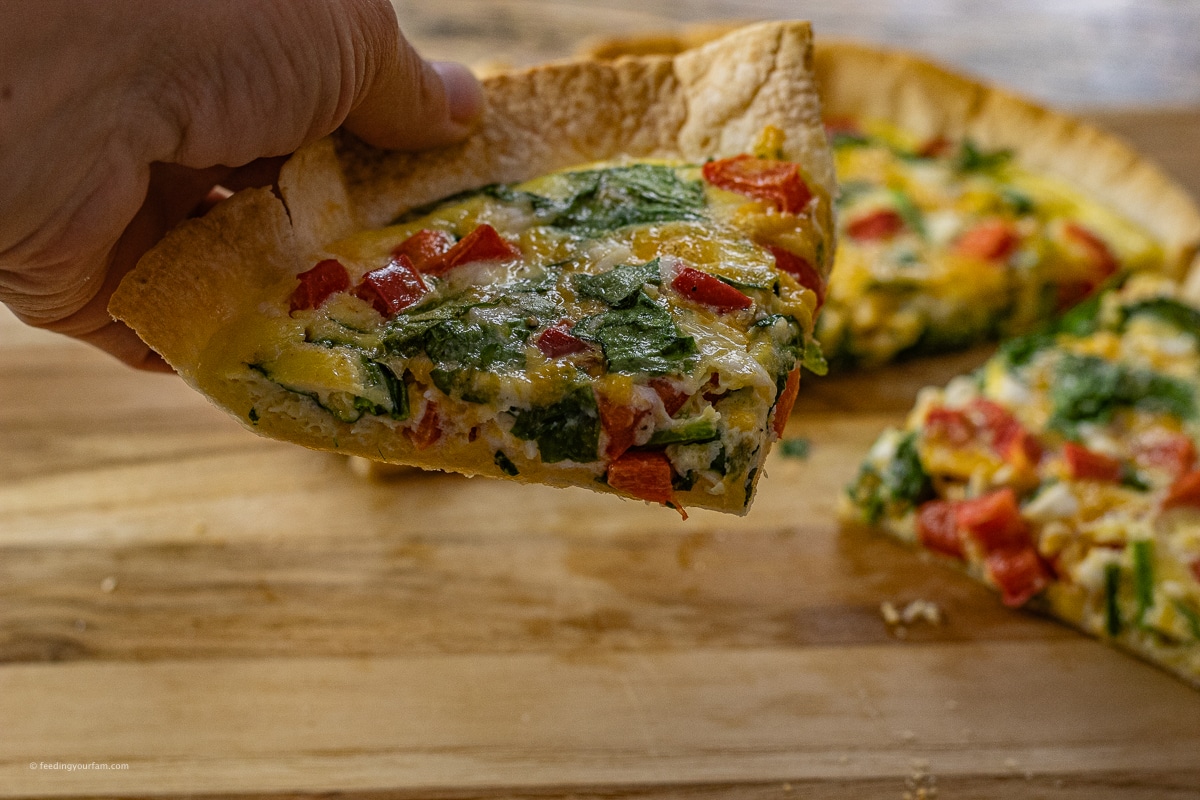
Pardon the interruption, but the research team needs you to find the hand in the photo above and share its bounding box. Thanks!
[0,0,482,369]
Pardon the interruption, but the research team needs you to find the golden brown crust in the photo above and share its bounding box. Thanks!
[108,21,835,515]
[584,28,1200,284]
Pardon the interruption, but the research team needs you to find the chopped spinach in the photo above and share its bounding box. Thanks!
[573,292,698,375]
[778,437,811,459]
[1000,187,1036,215]
[510,385,601,463]
[890,189,926,239]
[955,140,1012,173]
[1131,539,1155,626]
[1121,297,1200,344]
[1049,354,1196,435]
[573,260,662,307]
[849,432,934,523]
[998,331,1056,368]
[493,450,520,476]
[540,164,706,232]
[1104,562,1123,637]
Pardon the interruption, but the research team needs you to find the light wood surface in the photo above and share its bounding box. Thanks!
[5,14,1200,798]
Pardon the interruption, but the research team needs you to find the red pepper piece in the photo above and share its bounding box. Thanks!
[971,399,1042,468]
[956,219,1020,262]
[916,499,965,560]
[596,393,649,460]
[420,224,521,276]
[845,208,905,241]
[1055,222,1119,310]
[535,324,590,358]
[1163,469,1200,511]
[771,368,801,438]
[916,135,953,158]
[768,245,825,309]
[606,450,675,508]
[956,488,1031,552]
[648,378,690,417]
[985,547,1051,607]
[354,255,429,317]
[1064,221,1119,278]
[924,407,975,447]
[702,155,812,214]
[671,266,753,312]
[1063,442,1123,483]
[290,259,350,312]
[1134,434,1196,478]
[393,229,454,271]
[407,403,441,450]
[1191,560,1200,584]
[824,117,862,139]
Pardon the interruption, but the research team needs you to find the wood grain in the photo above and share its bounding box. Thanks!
[4,18,1200,800]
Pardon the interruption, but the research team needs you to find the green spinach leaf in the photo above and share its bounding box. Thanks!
[510,385,600,463]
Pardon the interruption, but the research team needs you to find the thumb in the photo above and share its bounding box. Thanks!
[347,54,485,150]
[340,3,484,150]
[158,0,484,168]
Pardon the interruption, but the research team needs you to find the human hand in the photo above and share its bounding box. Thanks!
[0,0,482,369]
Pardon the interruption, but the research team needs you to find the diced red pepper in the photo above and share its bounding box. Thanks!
[768,245,825,309]
[1134,434,1197,477]
[596,393,649,460]
[824,117,862,139]
[845,208,905,241]
[702,155,812,214]
[971,399,1043,468]
[1063,442,1123,483]
[535,324,590,358]
[392,229,454,271]
[407,403,441,450]
[354,255,429,317]
[606,450,676,507]
[1191,559,1200,584]
[916,135,953,158]
[1163,470,1200,511]
[917,499,965,560]
[1054,222,1119,310]
[956,219,1020,262]
[419,223,521,276]
[956,488,1031,552]
[925,407,975,447]
[648,378,690,417]
[771,368,801,438]
[1063,221,1119,278]
[985,547,1051,607]
[671,266,754,312]
[290,259,350,313]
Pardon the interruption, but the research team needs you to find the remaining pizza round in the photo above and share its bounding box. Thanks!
[845,275,1200,687]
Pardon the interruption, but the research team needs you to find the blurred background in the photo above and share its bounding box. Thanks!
[396,0,1200,108]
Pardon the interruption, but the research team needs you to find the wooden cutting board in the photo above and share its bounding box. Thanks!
[3,111,1200,800]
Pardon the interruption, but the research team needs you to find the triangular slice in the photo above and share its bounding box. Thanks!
[845,275,1200,686]
[109,21,836,515]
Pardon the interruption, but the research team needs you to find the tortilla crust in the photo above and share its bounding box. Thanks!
[109,21,835,515]
[583,28,1200,286]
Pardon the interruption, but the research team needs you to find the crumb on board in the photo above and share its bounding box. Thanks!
[100,576,117,593]
[880,599,943,637]
[903,760,938,800]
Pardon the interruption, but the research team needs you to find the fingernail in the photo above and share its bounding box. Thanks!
[432,61,484,124]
